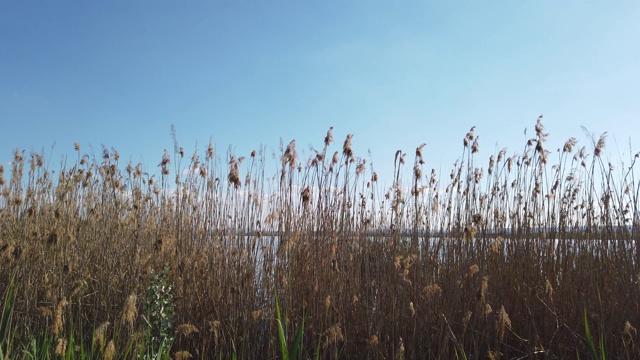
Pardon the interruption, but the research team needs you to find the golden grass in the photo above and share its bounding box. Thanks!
[1,118,640,358]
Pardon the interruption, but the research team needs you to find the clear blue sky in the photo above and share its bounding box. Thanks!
[2,1,639,186]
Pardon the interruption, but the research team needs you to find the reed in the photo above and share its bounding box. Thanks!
[0,118,639,358]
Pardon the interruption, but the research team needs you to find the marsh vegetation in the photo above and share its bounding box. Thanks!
[1,117,639,358]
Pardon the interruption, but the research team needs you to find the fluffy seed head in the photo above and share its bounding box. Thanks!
[282,140,298,168]
[472,136,479,153]
[228,155,241,188]
[623,321,637,339]
[467,264,479,278]
[563,137,578,153]
[490,237,504,254]
[368,335,379,346]
[209,320,222,346]
[70,280,88,299]
[484,304,493,318]
[356,160,366,176]
[53,298,68,337]
[478,275,489,304]
[416,143,426,164]
[175,351,193,360]
[323,324,344,349]
[104,340,116,360]
[177,323,199,336]
[251,309,264,321]
[207,142,215,159]
[421,284,442,299]
[463,224,476,241]
[594,132,607,157]
[332,151,339,165]
[496,306,512,341]
[93,321,110,349]
[324,127,334,147]
[343,134,353,160]
[55,338,68,356]
[301,186,311,205]
[37,306,52,318]
[121,293,137,329]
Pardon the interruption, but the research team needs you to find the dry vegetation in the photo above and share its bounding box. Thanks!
[1,117,640,359]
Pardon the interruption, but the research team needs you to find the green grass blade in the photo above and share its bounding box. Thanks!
[584,309,598,360]
[275,295,289,360]
[599,329,607,360]
[0,273,16,349]
[290,316,305,360]
[315,333,321,360]
[231,337,238,360]
[276,318,289,360]
[66,330,76,360]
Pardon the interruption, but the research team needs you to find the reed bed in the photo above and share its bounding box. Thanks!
[1,117,639,359]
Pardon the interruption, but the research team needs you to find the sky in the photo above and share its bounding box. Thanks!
[2,1,640,187]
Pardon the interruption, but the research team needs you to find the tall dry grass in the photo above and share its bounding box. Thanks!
[1,117,639,358]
